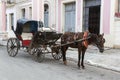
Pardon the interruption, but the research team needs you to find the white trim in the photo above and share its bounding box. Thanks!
[110,0,115,34]
[19,2,32,7]
[37,0,40,21]
[79,0,83,32]
[100,0,103,34]
[56,0,59,32]
[32,0,33,19]
[75,0,78,32]
[41,0,44,22]
[62,0,76,3]
[61,3,65,32]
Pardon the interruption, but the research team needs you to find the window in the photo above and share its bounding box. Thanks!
[115,0,120,17]
[6,14,7,31]
[117,0,120,12]
[7,0,15,4]
[10,13,14,27]
[22,8,25,18]
[29,7,32,19]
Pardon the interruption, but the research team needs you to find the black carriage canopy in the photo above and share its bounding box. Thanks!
[15,19,44,35]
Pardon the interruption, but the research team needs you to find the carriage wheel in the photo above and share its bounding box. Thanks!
[28,47,37,55]
[7,38,20,57]
[52,48,62,60]
[33,48,45,62]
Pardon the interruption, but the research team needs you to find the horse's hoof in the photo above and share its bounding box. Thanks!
[78,67,81,70]
[78,63,81,67]
[64,61,67,65]
[82,66,85,69]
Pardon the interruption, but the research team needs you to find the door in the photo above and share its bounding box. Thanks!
[88,6,100,34]
[65,2,76,32]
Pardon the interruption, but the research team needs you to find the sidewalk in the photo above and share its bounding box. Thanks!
[1,39,120,72]
[0,40,7,46]
[67,46,120,72]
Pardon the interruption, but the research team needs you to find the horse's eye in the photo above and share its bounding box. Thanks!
[103,39,105,43]
[97,39,101,43]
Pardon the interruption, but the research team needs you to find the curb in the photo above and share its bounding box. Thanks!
[67,57,120,73]
[86,60,120,73]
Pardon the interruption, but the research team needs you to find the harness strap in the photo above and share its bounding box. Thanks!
[83,31,88,48]
[74,33,79,40]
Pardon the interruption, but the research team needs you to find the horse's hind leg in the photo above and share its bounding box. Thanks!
[61,46,68,65]
[78,48,81,68]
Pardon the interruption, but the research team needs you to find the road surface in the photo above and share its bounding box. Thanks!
[0,46,120,80]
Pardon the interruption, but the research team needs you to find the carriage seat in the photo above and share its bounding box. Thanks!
[38,27,54,32]
[21,33,33,40]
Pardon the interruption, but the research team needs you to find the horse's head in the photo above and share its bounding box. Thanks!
[89,33,105,53]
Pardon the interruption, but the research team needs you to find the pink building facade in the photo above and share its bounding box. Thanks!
[1,0,120,48]
[57,0,110,32]
[0,1,6,32]
[0,1,7,40]
[45,0,116,48]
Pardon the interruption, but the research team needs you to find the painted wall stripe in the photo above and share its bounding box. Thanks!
[58,0,61,32]
[103,0,111,34]
[2,2,6,31]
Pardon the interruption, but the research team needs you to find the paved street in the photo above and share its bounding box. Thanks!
[0,46,120,80]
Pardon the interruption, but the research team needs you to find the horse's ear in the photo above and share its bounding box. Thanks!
[88,33,92,37]
[102,33,104,36]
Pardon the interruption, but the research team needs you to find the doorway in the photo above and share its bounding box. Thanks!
[83,0,101,34]
[89,6,100,34]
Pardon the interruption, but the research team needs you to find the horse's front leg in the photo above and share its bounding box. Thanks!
[81,47,87,69]
[78,48,81,68]
[61,46,68,65]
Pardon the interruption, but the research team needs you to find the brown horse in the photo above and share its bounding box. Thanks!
[61,32,105,69]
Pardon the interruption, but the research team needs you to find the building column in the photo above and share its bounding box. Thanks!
[76,0,83,32]
[1,1,6,32]
[32,0,44,21]
[102,0,111,34]
[57,0,61,32]
[0,2,2,32]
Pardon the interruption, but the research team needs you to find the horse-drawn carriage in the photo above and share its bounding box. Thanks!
[7,19,63,62]
[7,19,105,69]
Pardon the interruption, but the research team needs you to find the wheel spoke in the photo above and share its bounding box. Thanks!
[52,48,62,60]
[33,47,45,62]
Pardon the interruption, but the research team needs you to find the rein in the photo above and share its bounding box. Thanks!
[55,35,91,47]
